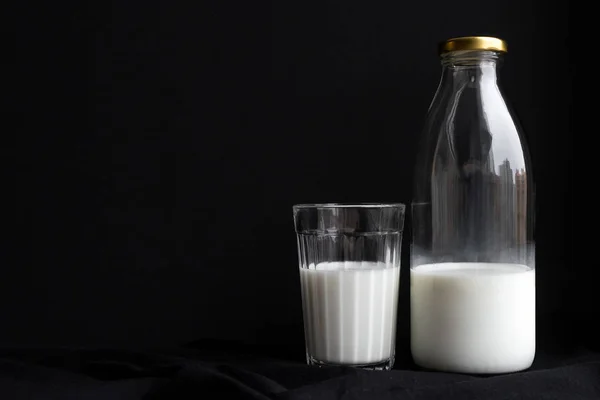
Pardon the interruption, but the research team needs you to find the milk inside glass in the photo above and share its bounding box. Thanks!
[411,262,535,374]
[300,262,400,365]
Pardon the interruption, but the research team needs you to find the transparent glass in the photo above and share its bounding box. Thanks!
[411,50,536,374]
[293,203,405,370]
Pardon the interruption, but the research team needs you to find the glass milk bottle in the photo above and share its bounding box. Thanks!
[411,36,535,374]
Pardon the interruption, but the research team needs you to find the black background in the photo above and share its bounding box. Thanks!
[10,0,578,362]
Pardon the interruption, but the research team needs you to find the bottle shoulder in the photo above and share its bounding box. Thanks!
[414,81,533,189]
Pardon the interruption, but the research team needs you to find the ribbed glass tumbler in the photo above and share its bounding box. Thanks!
[293,203,405,370]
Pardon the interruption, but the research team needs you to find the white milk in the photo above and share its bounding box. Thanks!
[411,262,535,374]
[299,262,400,365]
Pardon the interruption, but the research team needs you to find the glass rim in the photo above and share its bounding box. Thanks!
[293,202,405,210]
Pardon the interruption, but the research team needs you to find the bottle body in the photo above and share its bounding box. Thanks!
[411,45,535,374]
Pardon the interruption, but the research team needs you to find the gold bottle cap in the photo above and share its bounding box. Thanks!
[439,36,508,54]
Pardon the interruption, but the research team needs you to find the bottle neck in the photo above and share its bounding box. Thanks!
[440,50,501,87]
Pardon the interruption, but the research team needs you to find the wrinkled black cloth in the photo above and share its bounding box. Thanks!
[1,344,599,399]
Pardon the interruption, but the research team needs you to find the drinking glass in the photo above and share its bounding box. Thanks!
[293,203,405,370]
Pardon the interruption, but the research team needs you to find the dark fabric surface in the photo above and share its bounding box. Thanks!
[1,343,599,399]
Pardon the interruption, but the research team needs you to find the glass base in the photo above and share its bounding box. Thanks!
[412,358,534,375]
[307,354,394,371]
